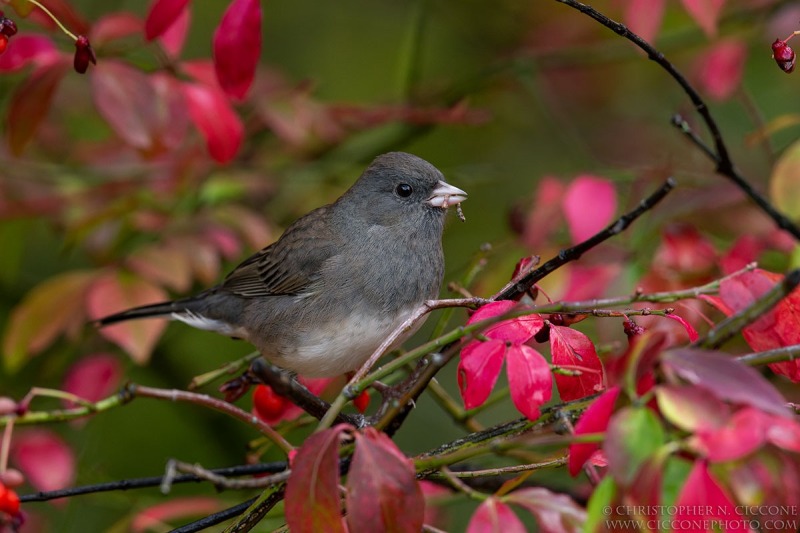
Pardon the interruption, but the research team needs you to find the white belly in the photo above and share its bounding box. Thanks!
[282,307,420,377]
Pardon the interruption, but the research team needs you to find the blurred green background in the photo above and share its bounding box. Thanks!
[2,0,799,530]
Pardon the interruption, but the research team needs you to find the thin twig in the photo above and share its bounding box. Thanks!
[498,177,676,300]
[130,384,294,454]
[555,0,800,240]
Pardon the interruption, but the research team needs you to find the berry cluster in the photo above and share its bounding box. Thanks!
[0,7,95,74]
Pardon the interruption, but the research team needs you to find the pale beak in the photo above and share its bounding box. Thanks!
[427,180,467,209]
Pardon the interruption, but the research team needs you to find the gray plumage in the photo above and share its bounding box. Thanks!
[96,152,467,377]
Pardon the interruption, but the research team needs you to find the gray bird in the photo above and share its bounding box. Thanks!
[96,152,467,377]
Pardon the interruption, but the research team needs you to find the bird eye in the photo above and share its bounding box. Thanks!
[395,183,413,197]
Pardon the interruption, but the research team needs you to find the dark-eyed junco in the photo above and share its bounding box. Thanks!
[96,152,467,377]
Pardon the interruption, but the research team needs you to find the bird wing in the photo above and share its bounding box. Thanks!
[221,206,339,298]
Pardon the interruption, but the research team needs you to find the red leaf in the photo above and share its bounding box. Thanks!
[2,270,96,372]
[11,429,75,493]
[624,0,665,44]
[653,224,717,276]
[346,428,424,533]
[131,497,224,533]
[90,12,143,46]
[720,236,763,275]
[696,38,747,101]
[561,263,620,301]
[466,497,526,533]
[549,326,604,401]
[144,0,190,40]
[285,425,350,533]
[506,344,552,420]
[0,35,58,72]
[85,272,169,364]
[562,175,616,244]
[182,81,244,163]
[720,269,800,382]
[568,386,621,476]
[662,348,789,418]
[467,301,544,344]
[458,339,506,410]
[680,0,726,37]
[213,0,262,100]
[7,59,69,155]
[62,353,123,405]
[505,487,586,533]
[674,460,748,533]
[664,313,699,342]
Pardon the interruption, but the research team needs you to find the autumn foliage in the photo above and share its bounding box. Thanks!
[4,0,800,532]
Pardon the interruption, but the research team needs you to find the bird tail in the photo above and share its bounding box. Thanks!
[93,301,180,327]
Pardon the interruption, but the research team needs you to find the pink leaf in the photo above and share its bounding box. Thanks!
[549,326,604,401]
[680,0,726,37]
[7,59,69,155]
[662,348,789,418]
[720,236,763,275]
[11,429,75,493]
[505,487,586,533]
[664,313,699,342]
[568,386,621,476]
[90,12,143,46]
[624,0,665,44]
[766,415,800,453]
[91,60,165,152]
[144,0,190,40]
[346,428,424,533]
[458,339,506,410]
[522,176,565,249]
[653,224,717,276]
[695,407,769,462]
[131,497,224,532]
[0,35,59,72]
[62,353,123,405]
[126,243,193,292]
[466,497,526,533]
[158,4,190,58]
[285,425,350,533]
[506,344,552,420]
[182,81,244,163]
[674,460,748,533]
[213,0,262,100]
[561,264,620,301]
[2,271,96,372]
[562,175,617,244]
[696,38,747,101]
[85,272,169,364]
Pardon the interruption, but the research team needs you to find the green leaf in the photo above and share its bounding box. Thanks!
[584,475,616,533]
[770,138,800,220]
[603,406,665,487]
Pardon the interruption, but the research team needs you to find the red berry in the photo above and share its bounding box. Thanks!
[0,34,7,55]
[353,390,370,413]
[252,384,288,422]
[772,39,796,73]
[73,35,96,74]
[0,18,17,37]
[0,482,20,516]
